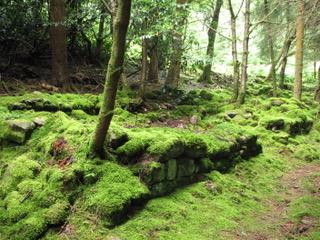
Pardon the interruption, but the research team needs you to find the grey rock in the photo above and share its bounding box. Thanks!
[33,117,46,127]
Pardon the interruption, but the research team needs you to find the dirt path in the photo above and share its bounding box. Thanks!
[226,162,320,240]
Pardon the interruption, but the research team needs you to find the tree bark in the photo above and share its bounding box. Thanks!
[147,37,159,83]
[237,0,251,104]
[264,0,277,97]
[318,65,320,85]
[279,34,294,89]
[294,0,305,100]
[315,66,320,102]
[91,0,132,157]
[50,0,70,91]
[139,37,148,96]
[199,0,223,83]
[227,0,240,101]
[95,8,106,61]
[165,0,188,88]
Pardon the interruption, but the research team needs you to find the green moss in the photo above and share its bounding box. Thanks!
[45,200,69,225]
[6,211,48,240]
[83,162,149,223]
[293,144,320,162]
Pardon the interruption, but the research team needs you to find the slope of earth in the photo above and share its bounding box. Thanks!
[0,79,319,240]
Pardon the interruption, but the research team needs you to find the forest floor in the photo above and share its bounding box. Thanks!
[224,162,320,240]
[0,78,319,240]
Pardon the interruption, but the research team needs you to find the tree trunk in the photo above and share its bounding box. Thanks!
[318,66,320,85]
[237,0,251,104]
[91,0,132,157]
[147,37,159,83]
[50,0,70,91]
[199,0,223,83]
[315,66,320,102]
[139,37,148,96]
[227,0,240,101]
[279,35,294,88]
[294,0,305,100]
[165,0,188,88]
[264,0,277,97]
[95,8,106,61]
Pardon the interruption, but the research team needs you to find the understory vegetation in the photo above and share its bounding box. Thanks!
[0,79,319,239]
[1,0,320,239]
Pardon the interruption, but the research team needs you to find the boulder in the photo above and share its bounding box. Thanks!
[5,120,36,144]
[243,113,253,119]
[33,117,46,127]
[265,118,285,131]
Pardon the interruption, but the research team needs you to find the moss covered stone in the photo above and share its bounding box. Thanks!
[167,159,177,180]
[177,158,195,178]
[83,162,149,225]
[3,119,36,144]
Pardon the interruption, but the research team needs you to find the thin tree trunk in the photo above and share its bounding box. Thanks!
[140,37,148,96]
[147,37,159,83]
[50,0,70,91]
[91,0,132,157]
[237,0,251,104]
[315,66,320,102]
[279,35,294,89]
[165,0,188,88]
[264,0,277,97]
[95,8,106,60]
[227,0,240,101]
[318,65,320,85]
[199,0,223,83]
[294,0,305,100]
[314,61,317,80]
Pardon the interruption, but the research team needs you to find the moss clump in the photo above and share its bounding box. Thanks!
[45,200,69,225]
[0,155,41,198]
[293,144,320,162]
[83,162,150,225]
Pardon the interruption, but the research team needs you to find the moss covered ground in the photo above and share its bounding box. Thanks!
[0,80,319,239]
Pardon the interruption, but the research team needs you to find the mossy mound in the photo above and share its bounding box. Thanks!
[0,111,148,238]
[0,79,319,239]
[8,93,100,115]
[259,98,314,136]
[115,123,262,196]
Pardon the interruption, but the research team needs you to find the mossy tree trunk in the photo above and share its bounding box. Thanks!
[50,0,70,91]
[91,0,132,157]
[294,0,305,101]
[237,0,251,105]
[199,0,223,83]
[264,0,277,97]
[227,0,240,101]
[165,0,188,88]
